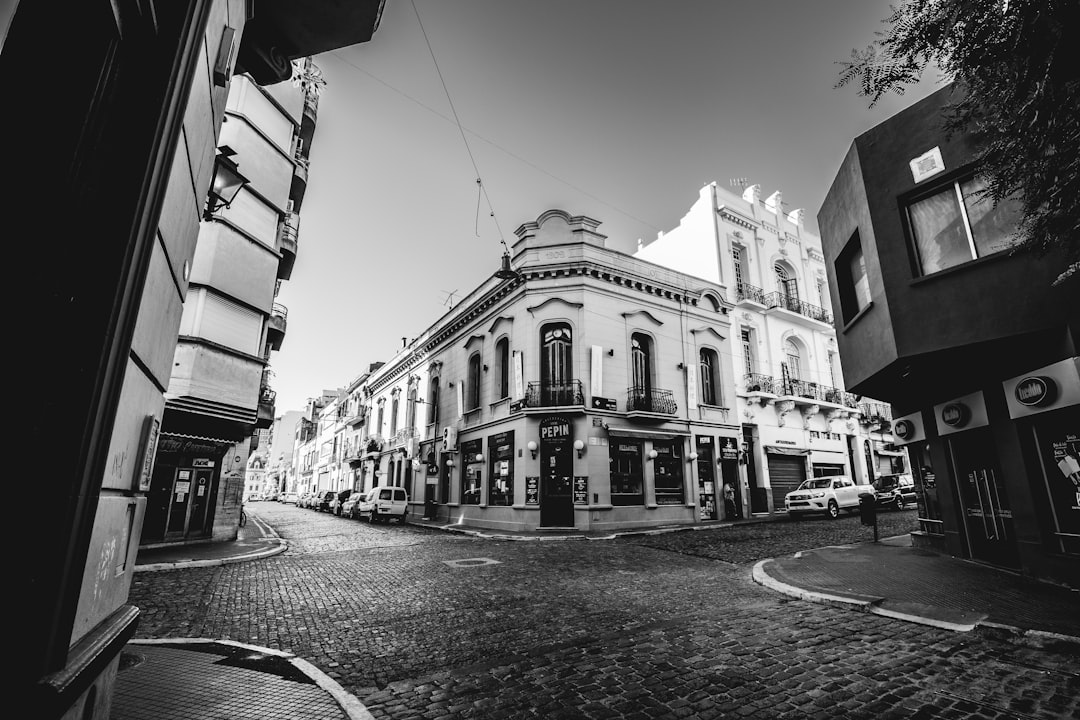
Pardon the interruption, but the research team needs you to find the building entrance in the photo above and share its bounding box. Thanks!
[539,416,574,527]
[949,428,1019,568]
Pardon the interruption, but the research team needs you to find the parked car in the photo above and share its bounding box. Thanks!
[329,488,355,516]
[340,490,365,519]
[281,491,299,505]
[356,486,409,523]
[872,474,916,510]
[317,490,336,512]
[784,475,872,519]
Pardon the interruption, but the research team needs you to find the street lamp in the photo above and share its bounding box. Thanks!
[204,146,249,220]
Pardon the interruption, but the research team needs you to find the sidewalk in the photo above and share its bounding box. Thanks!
[114,511,1079,720]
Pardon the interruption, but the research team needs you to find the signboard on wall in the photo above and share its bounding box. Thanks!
[525,476,539,505]
[573,476,588,505]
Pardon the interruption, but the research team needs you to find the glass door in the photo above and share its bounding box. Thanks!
[949,428,1019,568]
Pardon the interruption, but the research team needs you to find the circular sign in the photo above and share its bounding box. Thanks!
[1015,376,1056,407]
[893,419,914,440]
[941,403,968,427]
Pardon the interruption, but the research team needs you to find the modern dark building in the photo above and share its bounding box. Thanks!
[817,84,1079,588]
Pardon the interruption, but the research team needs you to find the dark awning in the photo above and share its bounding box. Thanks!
[765,445,810,456]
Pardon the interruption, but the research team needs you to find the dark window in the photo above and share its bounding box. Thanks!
[610,440,644,506]
[631,333,652,395]
[541,324,572,387]
[376,402,384,436]
[653,440,685,505]
[467,353,481,411]
[906,173,1022,276]
[495,337,510,399]
[700,348,720,405]
[406,387,417,432]
[390,394,399,435]
[775,263,798,302]
[488,430,514,506]
[428,377,440,426]
[836,231,871,323]
[461,438,482,505]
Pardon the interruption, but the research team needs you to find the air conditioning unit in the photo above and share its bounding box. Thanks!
[442,425,458,452]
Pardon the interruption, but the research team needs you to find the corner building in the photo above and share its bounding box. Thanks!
[818,85,1079,587]
[635,182,905,517]
[352,210,739,532]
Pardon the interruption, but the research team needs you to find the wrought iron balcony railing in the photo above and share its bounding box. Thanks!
[523,380,585,408]
[259,386,276,404]
[271,303,288,321]
[761,292,833,324]
[859,402,893,423]
[735,283,767,305]
[742,374,858,408]
[281,211,299,248]
[626,387,677,414]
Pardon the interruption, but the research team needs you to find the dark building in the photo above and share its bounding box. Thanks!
[817,84,1079,588]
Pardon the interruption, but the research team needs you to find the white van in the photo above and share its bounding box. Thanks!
[357,486,409,523]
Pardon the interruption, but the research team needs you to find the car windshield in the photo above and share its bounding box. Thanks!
[873,477,898,490]
[799,478,835,490]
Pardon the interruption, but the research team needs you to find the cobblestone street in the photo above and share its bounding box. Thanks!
[128,504,1079,719]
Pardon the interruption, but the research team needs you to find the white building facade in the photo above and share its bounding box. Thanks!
[636,182,907,516]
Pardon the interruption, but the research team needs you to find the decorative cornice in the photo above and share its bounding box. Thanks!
[621,309,663,326]
[718,207,758,231]
[526,297,584,314]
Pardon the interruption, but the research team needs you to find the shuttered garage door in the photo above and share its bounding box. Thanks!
[767,452,807,511]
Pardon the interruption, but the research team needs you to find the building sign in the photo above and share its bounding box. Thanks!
[1015,376,1057,407]
[192,458,215,467]
[591,397,617,411]
[941,403,969,428]
[909,146,945,183]
[573,476,588,505]
[720,437,739,461]
[137,414,160,492]
[893,419,914,441]
[525,476,539,505]
[540,416,571,440]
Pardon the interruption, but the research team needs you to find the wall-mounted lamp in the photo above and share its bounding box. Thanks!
[474,453,484,463]
[677,363,685,370]
[445,458,455,468]
[573,439,585,459]
[688,452,698,462]
[607,348,614,357]
[647,449,658,461]
[527,440,538,459]
[483,365,489,372]
[204,147,248,220]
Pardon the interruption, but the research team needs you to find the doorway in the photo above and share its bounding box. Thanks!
[539,416,574,527]
[949,428,1019,568]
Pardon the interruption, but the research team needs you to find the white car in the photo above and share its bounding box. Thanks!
[356,486,409,524]
[784,475,871,519]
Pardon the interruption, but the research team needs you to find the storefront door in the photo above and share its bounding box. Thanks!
[695,436,717,520]
[949,428,1019,568]
[540,416,574,527]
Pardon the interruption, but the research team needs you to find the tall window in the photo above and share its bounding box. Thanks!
[733,246,745,295]
[467,353,481,411]
[541,323,573,405]
[427,377,440,426]
[782,339,802,392]
[406,386,417,432]
[631,333,652,393]
[495,337,509,399]
[741,328,755,375]
[836,232,871,323]
[376,401,385,437]
[700,348,721,405]
[390,393,399,435]
[827,351,837,388]
[775,263,798,302]
[907,174,1022,276]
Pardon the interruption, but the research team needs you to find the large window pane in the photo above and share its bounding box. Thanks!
[909,188,972,274]
[850,247,871,310]
[960,176,1022,259]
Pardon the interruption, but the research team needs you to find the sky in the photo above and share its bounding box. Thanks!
[270,0,942,415]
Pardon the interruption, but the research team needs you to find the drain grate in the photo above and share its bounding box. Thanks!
[442,557,501,568]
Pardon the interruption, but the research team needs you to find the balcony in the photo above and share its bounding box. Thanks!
[742,373,858,409]
[522,380,585,410]
[291,150,309,210]
[859,402,893,427]
[267,303,288,351]
[761,292,833,326]
[362,436,384,457]
[626,386,678,418]
[735,283,768,306]
[343,409,366,427]
[278,211,299,280]
[342,444,363,464]
[255,386,276,429]
[389,427,418,448]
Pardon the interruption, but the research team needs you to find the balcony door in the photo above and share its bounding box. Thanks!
[775,263,799,305]
[630,333,653,409]
[541,323,573,405]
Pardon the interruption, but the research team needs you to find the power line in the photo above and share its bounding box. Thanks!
[324,54,664,236]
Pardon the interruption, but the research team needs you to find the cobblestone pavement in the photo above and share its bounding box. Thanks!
[128,504,1079,719]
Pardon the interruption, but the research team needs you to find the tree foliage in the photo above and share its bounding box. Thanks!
[838,0,1079,285]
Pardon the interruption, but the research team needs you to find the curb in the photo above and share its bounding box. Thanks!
[134,514,288,572]
[410,518,758,542]
[128,638,374,720]
[752,557,1080,645]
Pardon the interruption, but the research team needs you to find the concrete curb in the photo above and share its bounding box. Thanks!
[412,519,752,542]
[128,638,374,720]
[134,514,288,572]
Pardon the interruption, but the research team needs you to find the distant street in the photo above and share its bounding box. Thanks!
[128,504,1077,719]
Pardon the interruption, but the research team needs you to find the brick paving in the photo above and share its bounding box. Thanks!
[127,503,1079,719]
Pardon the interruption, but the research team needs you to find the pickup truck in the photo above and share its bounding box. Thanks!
[784,475,873,519]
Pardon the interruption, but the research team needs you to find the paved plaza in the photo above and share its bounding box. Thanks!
[125,504,1079,719]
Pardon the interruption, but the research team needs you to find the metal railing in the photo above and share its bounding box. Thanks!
[859,402,893,423]
[761,292,833,324]
[281,211,299,248]
[259,386,276,404]
[626,387,677,414]
[743,374,858,408]
[735,283,767,305]
[271,303,288,321]
[523,380,585,408]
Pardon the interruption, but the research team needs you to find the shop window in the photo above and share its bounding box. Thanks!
[700,348,721,406]
[909,442,943,535]
[487,430,514,506]
[653,440,685,505]
[836,232,871,323]
[610,439,644,506]
[495,337,510,400]
[461,438,483,504]
[906,173,1022,276]
[467,353,482,411]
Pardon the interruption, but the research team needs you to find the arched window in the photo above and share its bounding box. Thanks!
[700,348,721,405]
[541,323,573,404]
[631,333,652,393]
[390,393,399,435]
[495,337,509,399]
[376,399,385,437]
[427,377,440,426]
[467,353,481,411]
[775,262,799,305]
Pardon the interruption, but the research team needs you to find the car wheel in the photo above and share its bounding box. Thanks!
[399,512,407,524]
[827,500,839,519]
